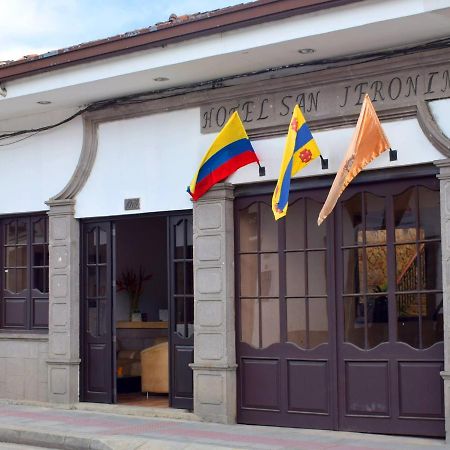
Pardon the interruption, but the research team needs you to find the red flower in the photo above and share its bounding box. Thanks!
[299,149,312,163]
[291,118,299,132]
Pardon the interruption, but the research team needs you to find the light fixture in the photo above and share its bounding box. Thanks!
[153,77,169,82]
[297,48,315,54]
[37,100,52,105]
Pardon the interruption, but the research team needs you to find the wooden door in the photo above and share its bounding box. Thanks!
[169,214,194,409]
[80,221,114,403]
[236,190,338,429]
[335,177,444,437]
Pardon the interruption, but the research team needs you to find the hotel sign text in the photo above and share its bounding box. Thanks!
[200,66,450,133]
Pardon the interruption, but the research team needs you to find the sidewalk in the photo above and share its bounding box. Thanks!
[0,402,446,450]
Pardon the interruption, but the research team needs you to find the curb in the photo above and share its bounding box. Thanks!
[0,425,113,450]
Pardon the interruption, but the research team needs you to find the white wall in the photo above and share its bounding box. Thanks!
[429,98,450,140]
[0,109,83,214]
[76,108,444,218]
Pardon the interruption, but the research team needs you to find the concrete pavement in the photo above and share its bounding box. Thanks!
[0,402,446,450]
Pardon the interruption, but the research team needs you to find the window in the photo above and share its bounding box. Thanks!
[0,216,49,331]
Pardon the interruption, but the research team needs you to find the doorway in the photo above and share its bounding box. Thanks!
[79,212,193,410]
[235,174,444,437]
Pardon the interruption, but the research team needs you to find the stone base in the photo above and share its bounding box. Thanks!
[191,364,237,424]
[47,360,80,404]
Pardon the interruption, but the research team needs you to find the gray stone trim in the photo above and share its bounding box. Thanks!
[192,183,237,424]
[0,334,48,342]
[418,102,450,158]
[51,117,98,201]
[433,158,450,439]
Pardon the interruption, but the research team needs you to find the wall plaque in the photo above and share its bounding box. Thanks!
[124,198,140,211]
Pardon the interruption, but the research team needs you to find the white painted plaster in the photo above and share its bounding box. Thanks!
[429,98,450,140]
[76,107,444,218]
[0,111,82,214]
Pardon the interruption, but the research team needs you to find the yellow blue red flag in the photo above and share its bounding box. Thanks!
[188,111,259,201]
[272,104,320,220]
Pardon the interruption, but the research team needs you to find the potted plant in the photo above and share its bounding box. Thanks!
[116,267,152,321]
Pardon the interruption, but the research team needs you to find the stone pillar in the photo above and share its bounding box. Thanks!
[46,199,80,404]
[191,183,237,424]
[436,159,450,440]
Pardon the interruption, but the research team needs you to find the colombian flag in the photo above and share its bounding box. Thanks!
[188,112,259,201]
[272,105,320,220]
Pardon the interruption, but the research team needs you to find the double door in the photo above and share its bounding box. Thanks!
[80,214,194,409]
[235,175,444,436]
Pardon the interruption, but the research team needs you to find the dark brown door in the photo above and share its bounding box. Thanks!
[169,214,194,409]
[236,191,338,429]
[236,174,444,437]
[80,221,113,403]
[336,177,444,436]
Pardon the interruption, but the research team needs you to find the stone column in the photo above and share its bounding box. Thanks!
[46,199,80,404]
[436,159,450,440]
[191,183,237,424]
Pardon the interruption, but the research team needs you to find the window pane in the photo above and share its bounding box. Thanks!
[260,202,277,252]
[33,245,45,266]
[16,246,27,267]
[260,253,278,297]
[240,254,258,297]
[261,298,279,348]
[186,261,193,295]
[367,295,388,348]
[33,219,45,244]
[309,298,328,348]
[306,199,326,249]
[422,293,444,348]
[307,251,327,296]
[343,248,362,294]
[87,267,97,297]
[286,199,305,250]
[240,298,259,347]
[396,244,418,291]
[17,220,27,245]
[98,229,107,264]
[397,294,419,348]
[286,252,305,297]
[344,296,365,348]
[423,241,442,291]
[365,246,387,294]
[4,268,16,293]
[16,268,27,293]
[174,219,185,259]
[186,219,193,259]
[365,193,386,235]
[287,298,306,348]
[98,300,107,337]
[419,187,440,240]
[239,203,258,252]
[5,221,16,245]
[98,266,107,298]
[5,247,15,267]
[342,193,362,246]
[175,297,185,336]
[186,298,194,338]
[87,230,96,264]
[394,187,416,240]
[175,262,184,295]
[87,299,97,337]
[33,268,45,293]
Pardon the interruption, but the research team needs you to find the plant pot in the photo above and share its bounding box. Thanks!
[131,312,141,322]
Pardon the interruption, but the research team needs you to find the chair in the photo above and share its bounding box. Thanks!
[140,341,169,395]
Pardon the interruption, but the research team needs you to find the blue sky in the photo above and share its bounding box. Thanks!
[0,0,249,61]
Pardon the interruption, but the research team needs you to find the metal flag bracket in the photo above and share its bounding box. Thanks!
[257,161,266,176]
[389,148,398,161]
[319,154,329,170]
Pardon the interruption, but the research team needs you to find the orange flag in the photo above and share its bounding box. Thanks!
[317,94,390,225]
